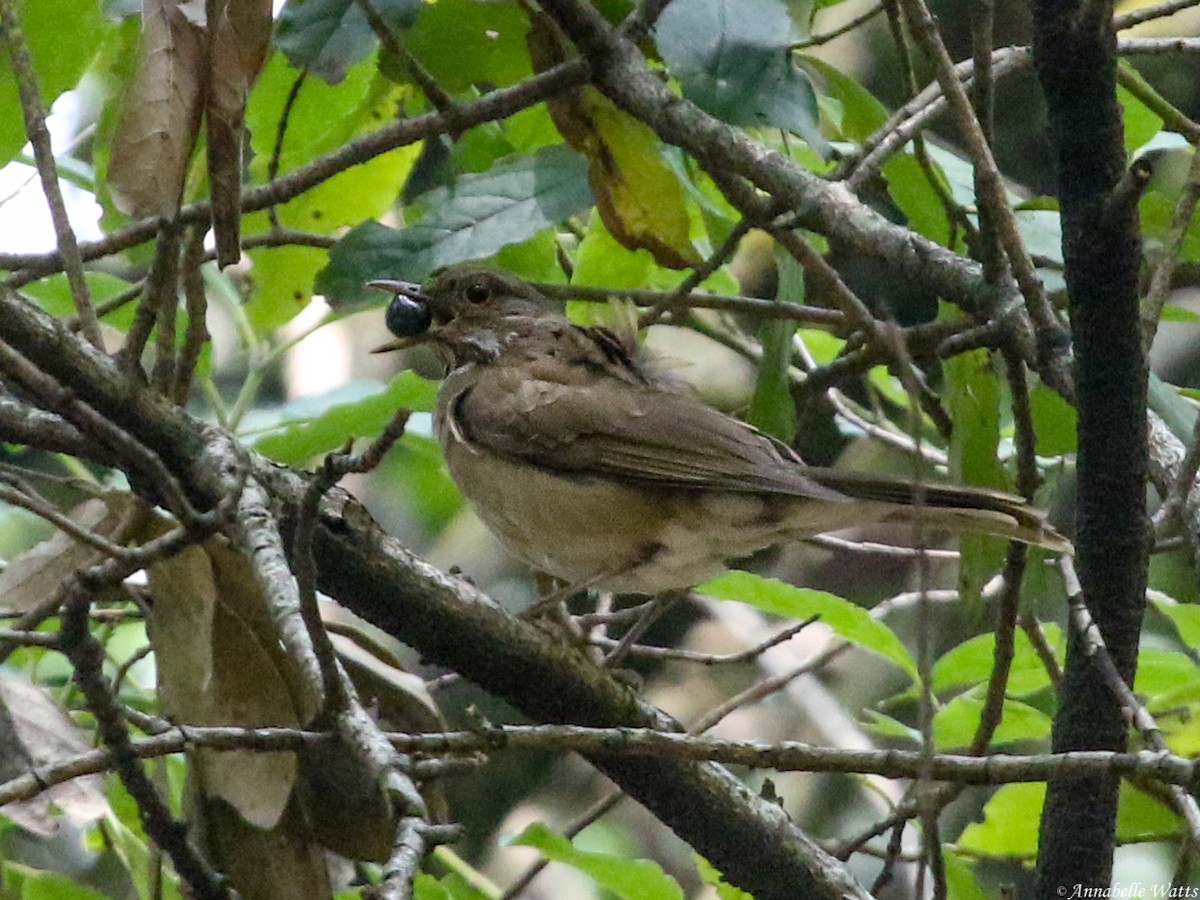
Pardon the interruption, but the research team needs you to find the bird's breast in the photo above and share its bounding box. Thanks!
[437,422,819,593]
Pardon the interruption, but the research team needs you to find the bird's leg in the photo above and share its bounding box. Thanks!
[521,572,586,643]
[522,562,638,621]
[601,590,687,668]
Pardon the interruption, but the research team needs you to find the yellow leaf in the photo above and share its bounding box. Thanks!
[558,86,700,269]
[529,12,699,268]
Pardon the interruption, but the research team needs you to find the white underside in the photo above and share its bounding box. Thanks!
[443,438,902,594]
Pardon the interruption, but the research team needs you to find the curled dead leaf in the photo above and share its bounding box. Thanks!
[110,0,208,217]
[0,492,142,613]
[206,0,273,266]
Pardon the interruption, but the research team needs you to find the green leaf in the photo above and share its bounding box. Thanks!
[1117,79,1164,154]
[20,272,138,331]
[747,249,802,442]
[512,823,685,900]
[85,14,142,234]
[1142,191,1200,263]
[933,693,1052,750]
[548,85,700,268]
[1160,304,1200,323]
[373,432,464,534]
[1134,647,1200,704]
[402,0,532,91]
[248,51,382,176]
[1028,382,1077,456]
[931,625,1062,698]
[798,328,845,364]
[700,571,917,677]
[1116,783,1182,843]
[104,782,184,900]
[695,857,754,900]
[572,208,656,289]
[413,872,490,900]
[245,52,420,332]
[958,782,1182,858]
[882,151,951,247]
[802,56,888,142]
[944,348,1008,605]
[956,782,1043,858]
[749,318,798,442]
[1151,594,1200,648]
[3,864,108,900]
[275,0,421,83]
[316,145,592,306]
[252,372,436,465]
[491,230,568,284]
[656,0,829,155]
[943,850,989,900]
[0,0,108,168]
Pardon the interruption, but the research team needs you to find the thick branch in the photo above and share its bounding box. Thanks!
[1032,0,1149,893]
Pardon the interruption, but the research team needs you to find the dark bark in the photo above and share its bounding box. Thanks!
[1031,0,1149,895]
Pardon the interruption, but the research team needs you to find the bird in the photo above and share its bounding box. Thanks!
[368,266,1070,595]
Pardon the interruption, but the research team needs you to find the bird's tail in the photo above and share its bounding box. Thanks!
[803,469,1072,553]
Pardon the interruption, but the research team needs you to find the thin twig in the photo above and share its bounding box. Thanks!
[119,220,181,380]
[897,0,1068,373]
[354,0,458,119]
[57,567,232,899]
[1058,556,1200,846]
[266,70,307,231]
[792,2,885,49]
[535,281,847,329]
[1138,122,1200,351]
[601,592,681,668]
[0,0,102,349]
[591,614,822,665]
[640,219,755,327]
[1116,62,1200,144]
[1,60,589,282]
[174,224,211,405]
[1114,0,1200,29]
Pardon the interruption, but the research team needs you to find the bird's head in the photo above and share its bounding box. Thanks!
[368,266,557,365]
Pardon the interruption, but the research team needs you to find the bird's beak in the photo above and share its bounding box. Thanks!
[369,337,411,354]
[368,279,429,354]
[367,279,425,301]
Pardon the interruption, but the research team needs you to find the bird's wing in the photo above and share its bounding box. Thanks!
[445,361,849,501]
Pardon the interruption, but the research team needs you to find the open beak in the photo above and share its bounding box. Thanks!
[368,279,430,354]
[369,336,413,354]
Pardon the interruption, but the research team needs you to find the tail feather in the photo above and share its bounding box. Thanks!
[804,468,1072,553]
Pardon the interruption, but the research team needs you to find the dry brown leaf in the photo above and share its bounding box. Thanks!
[149,536,399,862]
[147,538,306,830]
[206,0,273,267]
[0,493,139,613]
[0,676,108,836]
[202,794,332,900]
[110,0,208,217]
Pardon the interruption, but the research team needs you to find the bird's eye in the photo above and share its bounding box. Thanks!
[464,282,490,304]
[385,293,432,337]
